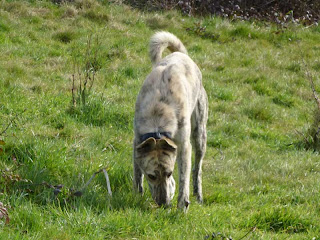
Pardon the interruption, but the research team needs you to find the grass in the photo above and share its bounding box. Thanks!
[1,0,320,239]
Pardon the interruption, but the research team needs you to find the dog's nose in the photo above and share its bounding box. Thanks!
[155,194,171,207]
[156,200,172,208]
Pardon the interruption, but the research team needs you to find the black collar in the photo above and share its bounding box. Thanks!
[140,132,172,142]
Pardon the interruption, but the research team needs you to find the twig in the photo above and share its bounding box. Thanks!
[0,202,9,225]
[0,119,14,136]
[10,163,25,173]
[81,169,103,191]
[212,148,225,161]
[102,168,112,197]
[301,56,320,146]
[79,167,112,197]
[17,181,54,189]
[315,127,320,139]
[301,58,320,111]
[238,227,256,240]
[71,32,102,107]
[261,0,276,8]
[71,73,76,107]
[294,129,309,144]
[88,71,95,92]
[11,166,112,200]
[0,109,26,136]
[1,115,17,136]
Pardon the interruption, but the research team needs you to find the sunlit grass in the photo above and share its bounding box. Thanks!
[1,0,320,239]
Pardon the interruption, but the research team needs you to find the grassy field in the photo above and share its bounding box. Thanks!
[1,0,320,239]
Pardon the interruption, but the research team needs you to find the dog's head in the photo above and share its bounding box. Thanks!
[136,137,177,206]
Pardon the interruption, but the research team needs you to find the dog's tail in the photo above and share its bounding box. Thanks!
[149,31,188,65]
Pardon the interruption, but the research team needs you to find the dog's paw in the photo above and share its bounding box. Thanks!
[177,198,190,212]
[196,195,203,204]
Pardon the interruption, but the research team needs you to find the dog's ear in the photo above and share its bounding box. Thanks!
[157,138,177,152]
[136,137,157,153]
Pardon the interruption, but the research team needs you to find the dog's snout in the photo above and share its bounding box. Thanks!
[154,183,171,207]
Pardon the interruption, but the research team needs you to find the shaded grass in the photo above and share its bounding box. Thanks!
[53,30,77,43]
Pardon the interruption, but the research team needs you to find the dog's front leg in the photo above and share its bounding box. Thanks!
[133,147,144,194]
[177,141,192,211]
[133,161,144,194]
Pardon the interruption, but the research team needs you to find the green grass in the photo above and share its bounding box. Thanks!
[1,0,320,239]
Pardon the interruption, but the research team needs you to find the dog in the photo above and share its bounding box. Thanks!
[133,32,208,211]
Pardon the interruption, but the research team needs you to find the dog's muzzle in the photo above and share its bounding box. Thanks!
[150,176,175,207]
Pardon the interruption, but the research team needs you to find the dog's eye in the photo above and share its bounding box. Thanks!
[166,172,172,178]
[148,174,157,181]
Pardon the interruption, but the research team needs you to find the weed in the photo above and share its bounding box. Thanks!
[71,34,102,107]
[299,59,320,151]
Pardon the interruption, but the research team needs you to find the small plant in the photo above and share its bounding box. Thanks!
[298,60,320,151]
[306,75,320,150]
[0,202,9,225]
[186,21,220,41]
[0,163,30,192]
[71,34,102,107]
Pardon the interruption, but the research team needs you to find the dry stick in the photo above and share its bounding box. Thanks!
[0,202,9,225]
[102,168,112,197]
[294,129,309,144]
[301,58,320,142]
[84,35,92,88]
[10,163,25,173]
[17,181,55,189]
[238,227,256,240]
[301,58,320,111]
[80,168,112,197]
[218,148,225,161]
[88,36,99,92]
[71,73,76,107]
[77,65,82,106]
[88,71,95,92]
[0,110,26,136]
[0,117,15,136]
[81,169,103,191]
[308,71,320,111]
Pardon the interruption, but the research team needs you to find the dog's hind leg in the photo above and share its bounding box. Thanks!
[192,88,208,203]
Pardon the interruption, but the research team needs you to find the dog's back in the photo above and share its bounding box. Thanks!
[134,32,203,139]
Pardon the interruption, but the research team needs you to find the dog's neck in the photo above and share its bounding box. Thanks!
[140,132,172,142]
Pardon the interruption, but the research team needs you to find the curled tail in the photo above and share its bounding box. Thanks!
[149,31,188,65]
